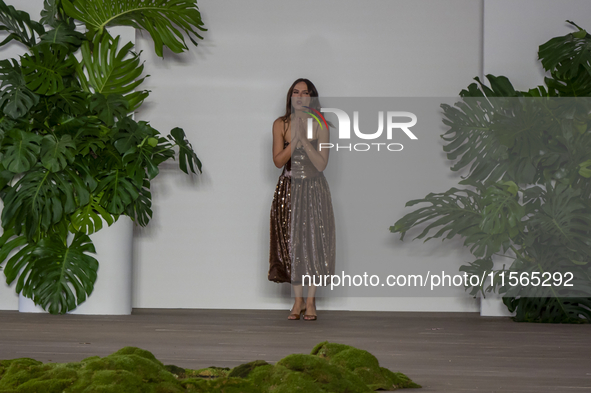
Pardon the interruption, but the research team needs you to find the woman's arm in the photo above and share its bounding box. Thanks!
[272,118,292,168]
[297,118,330,172]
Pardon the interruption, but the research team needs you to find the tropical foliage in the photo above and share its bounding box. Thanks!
[391,21,591,323]
[0,0,205,314]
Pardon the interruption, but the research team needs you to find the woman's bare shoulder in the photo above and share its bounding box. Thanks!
[273,117,288,132]
[273,116,288,125]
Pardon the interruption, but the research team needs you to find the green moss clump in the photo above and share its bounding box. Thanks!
[310,342,421,390]
[227,360,269,379]
[247,364,324,393]
[81,356,101,363]
[3,366,77,393]
[109,347,164,366]
[0,347,184,393]
[181,377,256,393]
[185,367,230,379]
[165,365,187,379]
[0,343,420,392]
[380,368,422,389]
[276,354,371,392]
[0,358,47,390]
[74,369,146,392]
[311,341,352,359]
[0,359,15,381]
[68,347,182,393]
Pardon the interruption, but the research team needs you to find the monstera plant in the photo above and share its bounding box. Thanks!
[392,21,591,323]
[0,0,205,314]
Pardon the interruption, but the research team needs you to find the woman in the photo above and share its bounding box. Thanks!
[268,78,336,321]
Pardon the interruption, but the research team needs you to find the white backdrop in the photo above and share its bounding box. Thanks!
[2,1,591,312]
[132,0,482,312]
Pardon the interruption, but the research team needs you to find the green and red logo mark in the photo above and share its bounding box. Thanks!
[304,106,328,130]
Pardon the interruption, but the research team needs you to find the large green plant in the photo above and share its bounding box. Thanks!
[391,21,591,323]
[0,0,205,314]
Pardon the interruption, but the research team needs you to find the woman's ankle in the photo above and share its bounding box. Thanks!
[292,298,305,308]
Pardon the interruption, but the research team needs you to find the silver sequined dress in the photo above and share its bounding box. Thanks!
[268,140,336,284]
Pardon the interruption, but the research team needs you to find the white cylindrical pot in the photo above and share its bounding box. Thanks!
[19,217,133,315]
[480,296,515,317]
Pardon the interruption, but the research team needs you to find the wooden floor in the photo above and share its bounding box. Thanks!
[0,309,590,392]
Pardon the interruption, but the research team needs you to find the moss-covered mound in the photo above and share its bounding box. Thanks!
[0,347,183,393]
[0,343,419,392]
[311,342,421,390]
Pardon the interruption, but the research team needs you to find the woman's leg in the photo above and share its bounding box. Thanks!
[288,284,306,320]
[304,284,317,320]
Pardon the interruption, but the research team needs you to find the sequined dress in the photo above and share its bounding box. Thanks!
[268,140,336,284]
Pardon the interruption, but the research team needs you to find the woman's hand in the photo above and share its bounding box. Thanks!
[300,121,330,172]
[292,116,307,146]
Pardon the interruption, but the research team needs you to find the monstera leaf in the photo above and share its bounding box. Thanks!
[89,93,129,126]
[458,258,497,296]
[460,75,518,98]
[479,182,525,236]
[50,87,88,116]
[96,170,140,215]
[70,194,116,235]
[1,129,42,173]
[40,134,76,172]
[392,184,486,240]
[0,0,45,48]
[169,127,202,174]
[539,21,591,79]
[0,163,14,195]
[78,33,146,110]
[40,21,85,50]
[442,77,552,186]
[0,59,40,119]
[526,183,591,260]
[1,166,89,240]
[504,296,591,323]
[62,0,206,57]
[0,230,36,286]
[441,98,510,185]
[2,230,99,315]
[21,43,76,95]
[544,69,591,97]
[112,118,172,181]
[40,0,62,28]
[125,180,152,227]
[391,185,510,258]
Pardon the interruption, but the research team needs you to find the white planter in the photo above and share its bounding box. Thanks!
[480,296,515,317]
[19,217,134,315]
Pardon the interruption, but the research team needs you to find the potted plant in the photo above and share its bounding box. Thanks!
[391,21,591,323]
[0,0,205,314]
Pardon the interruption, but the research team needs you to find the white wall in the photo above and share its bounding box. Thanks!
[3,1,590,313]
[132,0,484,312]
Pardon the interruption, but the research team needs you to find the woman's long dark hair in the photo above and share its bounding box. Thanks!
[280,78,322,123]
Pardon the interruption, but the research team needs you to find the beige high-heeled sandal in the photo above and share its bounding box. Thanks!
[287,308,306,320]
[303,313,317,321]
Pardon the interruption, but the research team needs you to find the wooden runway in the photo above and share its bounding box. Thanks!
[0,309,589,392]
